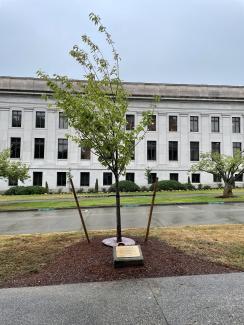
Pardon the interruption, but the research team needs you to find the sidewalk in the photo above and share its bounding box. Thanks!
[0,273,243,325]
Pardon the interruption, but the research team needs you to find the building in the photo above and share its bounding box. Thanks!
[1,76,244,192]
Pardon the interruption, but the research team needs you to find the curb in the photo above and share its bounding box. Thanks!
[0,200,244,213]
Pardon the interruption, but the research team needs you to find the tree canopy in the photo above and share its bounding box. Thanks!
[0,149,29,182]
[191,152,244,197]
[37,13,154,242]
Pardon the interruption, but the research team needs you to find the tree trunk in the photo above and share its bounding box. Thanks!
[115,173,122,243]
[223,182,234,198]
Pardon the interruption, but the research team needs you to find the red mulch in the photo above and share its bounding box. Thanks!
[3,236,239,288]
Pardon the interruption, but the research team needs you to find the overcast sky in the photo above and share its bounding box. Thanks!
[1,0,244,85]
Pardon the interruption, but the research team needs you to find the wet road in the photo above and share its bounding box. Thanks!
[0,203,244,234]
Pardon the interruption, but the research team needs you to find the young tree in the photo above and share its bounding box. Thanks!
[0,149,29,183]
[37,13,153,242]
[191,152,244,197]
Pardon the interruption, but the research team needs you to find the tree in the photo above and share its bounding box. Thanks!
[190,152,244,197]
[37,13,153,242]
[0,149,29,182]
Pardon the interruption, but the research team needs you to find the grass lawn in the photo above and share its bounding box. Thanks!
[0,225,243,286]
[1,189,244,210]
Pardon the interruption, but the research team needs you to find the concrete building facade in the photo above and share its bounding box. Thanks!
[1,76,244,191]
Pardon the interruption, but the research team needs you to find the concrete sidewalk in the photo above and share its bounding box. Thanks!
[0,273,243,325]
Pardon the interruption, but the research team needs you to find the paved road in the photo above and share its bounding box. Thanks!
[0,203,244,234]
[0,273,243,324]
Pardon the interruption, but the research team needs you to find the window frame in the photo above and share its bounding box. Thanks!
[148,115,156,131]
[103,172,112,186]
[168,141,178,161]
[192,173,200,183]
[57,172,67,187]
[169,116,177,132]
[190,142,199,161]
[147,141,157,161]
[34,138,45,159]
[59,112,68,129]
[126,172,135,183]
[35,111,46,128]
[33,172,43,186]
[190,116,199,132]
[58,139,68,159]
[126,114,135,130]
[211,116,220,133]
[12,110,22,128]
[80,172,90,186]
[10,137,21,158]
[232,117,241,133]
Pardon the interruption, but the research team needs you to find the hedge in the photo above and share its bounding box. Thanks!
[4,186,48,195]
[108,180,140,192]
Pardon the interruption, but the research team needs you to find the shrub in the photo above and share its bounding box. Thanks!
[197,183,203,190]
[4,186,48,195]
[140,185,149,192]
[101,187,107,193]
[203,185,211,190]
[87,187,95,193]
[108,180,140,192]
[95,179,99,193]
[183,182,195,190]
[150,180,186,191]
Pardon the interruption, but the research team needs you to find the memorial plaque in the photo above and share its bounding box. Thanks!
[116,245,140,258]
[113,244,144,268]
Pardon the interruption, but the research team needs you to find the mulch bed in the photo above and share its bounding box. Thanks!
[3,236,239,288]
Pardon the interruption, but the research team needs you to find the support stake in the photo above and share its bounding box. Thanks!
[145,177,158,242]
[69,176,90,243]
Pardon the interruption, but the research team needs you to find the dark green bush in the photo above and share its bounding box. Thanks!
[150,180,186,191]
[183,182,196,190]
[5,186,48,195]
[203,185,211,190]
[140,185,149,192]
[108,180,140,192]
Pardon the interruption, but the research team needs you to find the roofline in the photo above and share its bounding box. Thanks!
[1,75,244,89]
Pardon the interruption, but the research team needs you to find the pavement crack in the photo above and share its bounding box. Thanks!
[146,279,170,325]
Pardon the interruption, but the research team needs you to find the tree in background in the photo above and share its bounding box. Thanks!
[0,149,29,183]
[38,13,153,242]
[191,152,244,197]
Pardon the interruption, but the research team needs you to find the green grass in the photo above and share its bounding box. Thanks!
[0,225,243,286]
[1,191,244,211]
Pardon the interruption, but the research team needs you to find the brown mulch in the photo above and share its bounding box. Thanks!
[3,236,239,288]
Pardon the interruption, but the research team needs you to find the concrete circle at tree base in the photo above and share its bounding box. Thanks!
[102,237,136,247]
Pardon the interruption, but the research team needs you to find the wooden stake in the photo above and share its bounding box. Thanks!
[145,177,158,242]
[69,176,90,243]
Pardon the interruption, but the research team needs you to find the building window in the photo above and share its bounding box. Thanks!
[169,141,178,161]
[10,137,21,158]
[8,177,18,186]
[148,115,156,131]
[235,174,243,182]
[58,139,68,159]
[81,147,91,160]
[126,114,135,130]
[211,116,219,132]
[190,142,199,161]
[59,112,68,129]
[170,173,178,181]
[190,116,198,132]
[34,138,45,159]
[33,172,43,186]
[233,142,242,156]
[147,141,156,160]
[80,172,90,186]
[103,172,112,186]
[36,111,45,128]
[169,116,177,132]
[211,142,220,154]
[126,173,135,182]
[12,110,22,127]
[192,173,200,183]
[232,117,240,133]
[213,174,222,182]
[148,173,157,184]
[57,172,66,186]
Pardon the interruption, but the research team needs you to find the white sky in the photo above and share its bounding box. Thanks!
[1,0,244,85]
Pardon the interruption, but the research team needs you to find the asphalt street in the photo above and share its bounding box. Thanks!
[0,273,243,325]
[0,203,244,234]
